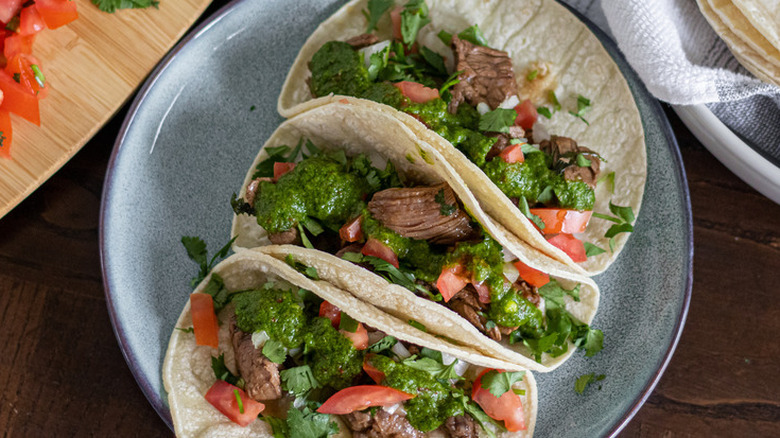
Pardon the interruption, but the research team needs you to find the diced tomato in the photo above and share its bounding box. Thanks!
[472,369,526,432]
[363,354,386,384]
[512,260,550,287]
[190,293,219,349]
[471,275,491,303]
[204,380,264,427]
[514,99,538,131]
[19,6,45,36]
[393,81,439,103]
[317,385,415,415]
[5,54,47,99]
[436,264,468,302]
[0,110,12,158]
[0,0,23,24]
[4,33,35,59]
[530,208,592,235]
[362,238,399,268]
[339,216,363,242]
[546,233,587,263]
[0,70,39,125]
[498,143,525,164]
[340,322,369,350]
[390,6,402,40]
[319,301,341,328]
[273,162,295,181]
[35,0,78,30]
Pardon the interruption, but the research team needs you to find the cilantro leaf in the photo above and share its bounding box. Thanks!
[536,185,555,204]
[341,252,440,301]
[597,171,616,193]
[435,188,456,216]
[284,254,320,280]
[211,354,242,386]
[408,319,427,332]
[298,223,314,249]
[175,327,194,333]
[254,139,304,178]
[280,365,321,397]
[584,242,606,257]
[230,193,254,215]
[568,94,592,125]
[262,340,287,364]
[363,0,394,32]
[262,415,290,438]
[605,222,634,239]
[181,236,236,287]
[573,325,604,357]
[400,0,430,45]
[526,70,539,81]
[286,407,338,438]
[91,0,159,13]
[368,335,397,353]
[548,90,562,112]
[420,46,446,74]
[537,107,553,119]
[456,24,488,46]
[402,356,464,380]
[575,373,605,394]
[439,70,463,102]
[367,44,390,82]
[463,400,503,438]
[576,153,592,167]
[202,273,231,312]
[480,370,526,398]
[479,108,518,133]
[516,196,545,230]
[609,202,635,224]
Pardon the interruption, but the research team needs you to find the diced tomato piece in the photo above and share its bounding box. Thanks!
[472,369,526,432]
[319,301,341,328]
[19,6,45,36]
[436,264,468,302]
[5,54,47,99]
[512,260,550,287]
[35,0,78,30]
[514,99,538,131]
[498,143,525,164]
[362,238,399,268]
[204,380,264,427]
[471,275,491,303]
[4,33,35,59]
[529,208,592,235]
[190,293,219,349]
[0,110,12,158]
[317,385,415,415]
[273,162,296,181]
[393,81,439,103]
[363,354,386,384]
[339,216,363,242]
[390,6,402,40]
[0,70,39,125]
[0,0,23,24]
[546,233,587,263]
[340,322,369,350]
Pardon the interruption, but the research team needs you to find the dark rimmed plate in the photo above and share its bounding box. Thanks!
[100,0,692,436]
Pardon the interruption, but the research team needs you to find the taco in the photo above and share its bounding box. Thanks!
[163,248,537,437]
[230,102,601,372]
[277,0,647,275]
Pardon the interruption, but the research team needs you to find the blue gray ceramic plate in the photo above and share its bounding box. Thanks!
[100,0,692,436]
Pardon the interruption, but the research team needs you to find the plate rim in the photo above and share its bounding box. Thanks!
[99,0,694,434]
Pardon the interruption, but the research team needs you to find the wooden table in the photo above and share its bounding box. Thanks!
[1,17,779,438]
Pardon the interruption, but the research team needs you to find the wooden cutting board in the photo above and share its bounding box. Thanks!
[0,0,212,219]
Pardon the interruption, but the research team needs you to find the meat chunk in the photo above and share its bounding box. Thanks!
[343,410,373,432]
[449,286,487,332]
[449,35,519,114]
[268,227,300,245]
[539,135,601,187]
[229,317,282,401]
[352,410,424,438]
[516,281,541,306]
[346,33,380,50]
[444,415,478,438]
[245,177,273,208]
[367,183,475,244]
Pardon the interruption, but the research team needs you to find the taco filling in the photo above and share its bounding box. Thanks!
[192,278,529,435]
[232,140,602,361]
[304,0,606,263]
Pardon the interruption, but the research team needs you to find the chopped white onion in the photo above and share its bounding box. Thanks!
[503,248,517,262]
[359,40,391,68]
[293,397,307,409]
[476,102,490,115]
[383,403,406,415]
[391,342,411,359]
[503,262,520,284]
[499,95,520,109]
[251,330,270,349]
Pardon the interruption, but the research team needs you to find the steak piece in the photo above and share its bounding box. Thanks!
[367,183,475,244]
[449,286,487,332]
[516,281,541,306]
[346,33,380,50]
[449,35,519,114]
[444,415,478,438]
[344,410,374,432]
[352,410,424,438]
[539,135,601,187]
[229,317,282,401]
[268,227,300,245]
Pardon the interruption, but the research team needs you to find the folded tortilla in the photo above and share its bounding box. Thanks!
[277,0,647,275]
[230,102,599,371]
[163,248,537,437]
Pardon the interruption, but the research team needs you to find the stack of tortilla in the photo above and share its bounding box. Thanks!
[697,0,780,86]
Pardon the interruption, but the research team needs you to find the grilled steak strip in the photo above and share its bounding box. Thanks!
[346,33,380,49]
[539,135,601,187]
[268,227,300,245]
[444,414,479,438]
[229,317,282,401]
[348,409,424,438]
[449,35,519,114]
[367,183,475,244]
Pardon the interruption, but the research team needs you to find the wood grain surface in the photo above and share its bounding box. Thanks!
[0,0,212,219]
[0,3,779,434]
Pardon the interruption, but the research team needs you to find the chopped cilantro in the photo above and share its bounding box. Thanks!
[211,354,242,386]
[202,273,231,312]
[456,24,488,46]
[280,365,321,397]
[537,107,553,119]
[284,254,320,280]
[181,235,236,287]
[408,319,427,332]
[297,223,314,249]
[516,196,545,230]
[526,69,539,81]
[420,46,446,74]
[400,0,430,45]
[575,373,605,394]
[592,202,635,252]
[597,171,616,193]
[250,105,256,111]
[368,335,397,353]
[548,90,562,112]
[367,44,391,82]
[437,30,453,46]
[584,242,606,257]
[261,416,289,438]
[254,138,304,178]
[463,399,504,438]
[341,252,440,301]
[479,107,518,133]
[363,0,394,32]
[480,370,526,398]
[568,94,591,125]
[576,153,592,167]
[402,356,464,380]
[91,0,159,13]
[286,406,339,438]
[175,327,194,333]
[435,188,456,216]
[262,339,287,364]
[439,70,463,102]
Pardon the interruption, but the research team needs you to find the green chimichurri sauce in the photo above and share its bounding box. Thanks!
[232,287,306,349]
[370,355,464,432]
[307,40,596,211]
[304,317,364,390]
